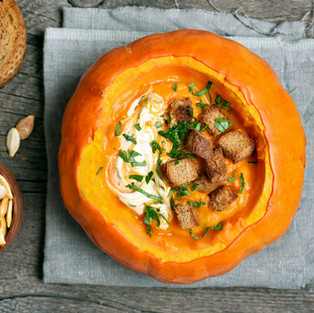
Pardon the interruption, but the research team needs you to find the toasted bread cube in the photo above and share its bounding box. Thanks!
[205,147,227,184]
[163,158,198,187]
[209,185,238,211]
[217,130,255,163]
[199,106,229,137]
[192,175,215,193]
[175,201,199,229]
[185,129,212,159]
[168,97,193,127]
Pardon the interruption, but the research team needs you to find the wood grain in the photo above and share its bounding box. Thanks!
[0,0,313,312]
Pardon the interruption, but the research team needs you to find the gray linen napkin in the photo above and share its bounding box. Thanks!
[43,7,314,288]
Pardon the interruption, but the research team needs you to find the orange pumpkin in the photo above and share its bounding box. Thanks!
[59,30,306,284]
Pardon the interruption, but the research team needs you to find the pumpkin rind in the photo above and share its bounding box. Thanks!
[59,30,306,283]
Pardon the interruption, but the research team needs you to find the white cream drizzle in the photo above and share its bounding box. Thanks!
[106,93,173,229]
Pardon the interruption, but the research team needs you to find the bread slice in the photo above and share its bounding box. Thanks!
[185,129,212,159]
[192,175,214,193]
[0,0,27,88]
[209,185,238,211]
[198,106,229,137]
[163,158,198,187]
[175,201,199,229]
[217,130,255,163]
[168,97,193,127]
[205,147,227,184]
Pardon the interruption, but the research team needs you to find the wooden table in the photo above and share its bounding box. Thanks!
[0,1,313,312]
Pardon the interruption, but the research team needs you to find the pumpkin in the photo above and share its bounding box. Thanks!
[59,30,306,284]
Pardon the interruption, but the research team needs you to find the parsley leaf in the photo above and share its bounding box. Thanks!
[156,151,163,179]
[126,183,163,202]
[134,123,141,131]
[239,173,245,194]
[228,170,237,182]
[196,99,209,111]
[215,95,221,106]
[123,133,137,144]
[155,121,162,128]
[191,184,198,191]
[96,167,103,175]
[202,222,223,237]
[189,82,195,95]
[145,171,153,184]
[118,150,129,162]
[176,185,191,197]
[189,201,206,208]
[222,100,231,110]
[187,108,194,118]
[129,175,144,183]
[215,117,233,132]
[172,83,177,91]
[144,205,160,237]
[189,229,198,240]
[195,81,213,97]
[170,196,175,211]
[248,161,258,164]
[115,121,122,136]
[128,150,146,167]
[151,140,162,153]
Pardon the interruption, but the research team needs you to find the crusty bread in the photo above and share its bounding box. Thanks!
[185,129,212,159]
[209,185,237,211]
[174,201,199,229]
[0,0,27,88]
[168,97,193,127]
[217,130,255,163]
[163,158,198,187]
[192,175,214,193]
[205,147,227,184]
[198,105,229,137]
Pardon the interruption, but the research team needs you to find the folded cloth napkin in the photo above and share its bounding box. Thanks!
[43,7,314,289]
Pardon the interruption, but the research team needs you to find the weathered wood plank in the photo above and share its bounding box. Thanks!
[0,0,313,312]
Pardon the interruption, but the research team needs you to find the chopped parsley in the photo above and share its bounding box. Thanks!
[118,150,129,162]
[172,83,177,91]
[200,124,208,133]
[191,184,199,191]
[129,175,144,183]
[119,150,146,167]
[155,121,162,128]
[123,133,137,144]
[189,201,206,208]
[189,229,198,240]
[126,183,163,202]
[96,167,103,175]
[187,108,194,118]
[215,95,221,106]
[189,82,195,95]
[115,121,122,136]
[134,123,141,131]
[145,171,153,184]
[151,140,162,153]
[239,173,245,194]
[248,161,258,164]
[196,99,209,111]
[170,196,175,211]
[228,170,237,182]
[156,151,163,179]
[202,222,223,237]
[195,81,213,97]
[215,117,233,132]
[144,205,160,237]
[222,100,231,110]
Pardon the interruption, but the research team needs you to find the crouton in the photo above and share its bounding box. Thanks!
[168,97,193,127]
[217,130,255,163]
[192,175,215,193]
[185,129,212,159]
[205,147,227,184]
[163,158,198,187]
[175,201,199,229]
[198,106,229,137]
[209,185,238,211]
